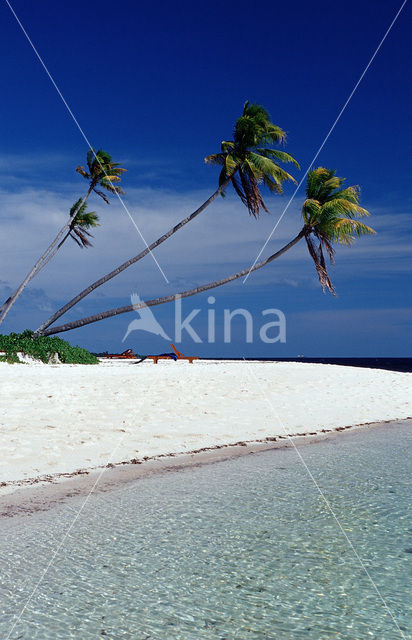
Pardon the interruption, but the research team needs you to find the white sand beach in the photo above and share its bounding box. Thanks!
[0,359,411,494]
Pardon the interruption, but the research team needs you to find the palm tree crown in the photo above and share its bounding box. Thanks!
[76,149,126,204]
[205,101,299,218]
[68,200,99,248]
[302,167,376,294]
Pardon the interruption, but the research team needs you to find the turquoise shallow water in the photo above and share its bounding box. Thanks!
[1,422,412,640]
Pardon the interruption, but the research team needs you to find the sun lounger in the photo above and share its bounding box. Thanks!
[146,352,176,364]
[146,344,199,364]
[170,343,199,363]
[100,349,146,361]
[101,345,198,364]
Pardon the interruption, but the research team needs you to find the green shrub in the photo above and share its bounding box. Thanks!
[0,330,98,364]
[0,353,21,364]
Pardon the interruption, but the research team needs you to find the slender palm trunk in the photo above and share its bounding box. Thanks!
[41,228,305,336]
[34,176,233,336]
[0,185,94,326]
[30,230,72,275]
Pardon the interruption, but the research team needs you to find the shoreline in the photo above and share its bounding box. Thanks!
[1,360,411,517]
[1,418,410,520]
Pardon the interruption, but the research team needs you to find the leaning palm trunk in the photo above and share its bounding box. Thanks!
[0,185,94,325]
[34,176,233,336]
[28,229,72,276]
[41,228,306,336]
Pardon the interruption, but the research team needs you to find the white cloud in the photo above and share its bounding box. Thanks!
[0,184,411,311]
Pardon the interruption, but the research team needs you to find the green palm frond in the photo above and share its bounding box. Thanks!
[326,219,376,245]
[320,199,370,220]
[247,152,277,176]
[258,124,287,146]
[206,102,299,216]
[256,148,300,169]
[98,180,125,195]
[302,198,322,223]
[306,167,333,199]
[82,149,126,200]
[70,200,99,228]
[70,199,87,218]
[76,166,90,180]
[221,140,235,152]
[205,153,226,166]
[318,175,345,200]
[234,116,262,149]
[74,211,99,230]
[101,175,122,183]
[87,149,113,174]
[248,152,297,185]
[303,166,375,294]
[242,101,270,121]
[261,175,283,194]
[328,185,360,204]
[225,154,238,175]
[68,200,100,249]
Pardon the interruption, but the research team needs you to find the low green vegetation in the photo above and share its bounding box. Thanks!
[0,353,20,364]
[0,330,98,364]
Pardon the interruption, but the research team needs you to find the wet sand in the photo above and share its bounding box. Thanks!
[1,418,410,520]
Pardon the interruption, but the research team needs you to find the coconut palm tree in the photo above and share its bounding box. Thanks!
[0,150,125,325]
[65,200,100,249]
[302,167,375,294]
[33,201,100,274]
[39,167,375,338]
[75,149,126,204]
[205,101,299,217]
[34,102,299,336]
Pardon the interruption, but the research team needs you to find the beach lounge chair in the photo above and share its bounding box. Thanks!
[100,349,146,362]
[170,343,198,363]
[146,344,199,364]
[100,349,134,359]
[145,351,176,364]
[101,346,198,364]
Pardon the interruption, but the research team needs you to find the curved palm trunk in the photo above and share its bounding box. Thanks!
[34,176,233,336]
[41,228,305,336]
[0,185,95,326]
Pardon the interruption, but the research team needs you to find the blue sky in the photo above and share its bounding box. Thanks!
[0,0,411,356]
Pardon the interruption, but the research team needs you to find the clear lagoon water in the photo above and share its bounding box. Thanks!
[1,422,412,640]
